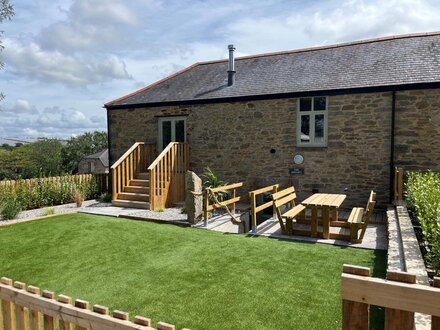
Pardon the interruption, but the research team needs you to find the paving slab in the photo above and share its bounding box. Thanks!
[251,217,387,250]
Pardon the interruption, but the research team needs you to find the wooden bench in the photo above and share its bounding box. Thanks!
[272,187,306,235]
[347,190,376,243]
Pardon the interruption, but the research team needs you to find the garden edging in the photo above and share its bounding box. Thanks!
[387,204,430,329]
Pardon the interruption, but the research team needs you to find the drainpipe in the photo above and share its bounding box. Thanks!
[106,107,113,195]
[389,91,396,203]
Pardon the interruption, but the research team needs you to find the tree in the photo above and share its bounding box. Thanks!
[0,139,64,179]
[0,0,14,102]
[61,131,108,173]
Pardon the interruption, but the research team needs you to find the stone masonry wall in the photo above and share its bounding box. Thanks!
[394,89,440,171]
[108,88,440,209]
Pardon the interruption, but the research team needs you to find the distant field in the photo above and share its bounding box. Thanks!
[0,214,386,329]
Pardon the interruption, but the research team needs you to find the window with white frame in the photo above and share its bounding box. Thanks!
[297,96,327,147]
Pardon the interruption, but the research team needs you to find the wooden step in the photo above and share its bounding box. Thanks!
[117,192,149,202]
[136,172,149,180]
[124,186,148,194]
[112,199,149,209]
[129,179,149,187]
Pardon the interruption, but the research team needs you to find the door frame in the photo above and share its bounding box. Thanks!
[158,116,187,151]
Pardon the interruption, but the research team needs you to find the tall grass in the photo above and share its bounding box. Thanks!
[406,171,440,274]
[0,175,100,213]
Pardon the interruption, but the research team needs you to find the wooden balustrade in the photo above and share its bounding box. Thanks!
[341,264,440,329]
[148,142,189,210]
[203,182,249,226]
[0,276,182,330]
[111,142,156,201]
[249,184,279,232]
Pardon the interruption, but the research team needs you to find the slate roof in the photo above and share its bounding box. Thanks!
[106,32,440,108]
[82,149,109,167]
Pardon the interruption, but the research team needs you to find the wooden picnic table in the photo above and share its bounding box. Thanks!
[301,193,346,239]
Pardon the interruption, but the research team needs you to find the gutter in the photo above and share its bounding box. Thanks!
[389,91,396,203]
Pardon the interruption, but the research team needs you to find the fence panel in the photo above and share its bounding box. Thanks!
[0,277,181,330]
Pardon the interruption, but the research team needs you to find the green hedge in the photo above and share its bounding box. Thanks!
[406,171,440,274]
[0,175,101,213]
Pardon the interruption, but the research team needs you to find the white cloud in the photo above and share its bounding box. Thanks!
[2,39,132,86]
[0,99,37,114]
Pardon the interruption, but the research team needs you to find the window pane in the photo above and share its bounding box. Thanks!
[300,98,312,111]
[175,120,185,142]
[315,114,325,143]
[301,115,310,142]
[314,97,326,111]
[162,121,172,149]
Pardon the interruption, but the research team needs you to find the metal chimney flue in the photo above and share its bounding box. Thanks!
[227,44,235,86]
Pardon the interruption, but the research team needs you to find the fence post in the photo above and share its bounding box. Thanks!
[204,188,209,226]
[74,299,89,330]
[13,281,28,330]
[42,290,56,330]
[27,285,41,330]
[433,277,440,329]
[385,271,416,329]
[250,192,257,233]
[1,277,15,330]
[342,264,370,330]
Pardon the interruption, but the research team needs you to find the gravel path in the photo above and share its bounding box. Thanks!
[0,200,108,226]
[0,200,189,226]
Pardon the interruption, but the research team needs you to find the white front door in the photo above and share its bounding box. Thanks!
[158,117,186,150]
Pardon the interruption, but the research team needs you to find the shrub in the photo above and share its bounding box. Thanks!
[406,171,440,274]
[72,189,84,207]
[0,174,104,211]
[99,192,112,203]
[44,207,55,216]
[1,196,22,220]
[202,167,230,203]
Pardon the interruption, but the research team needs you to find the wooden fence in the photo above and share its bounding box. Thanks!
[394,167,404,204]
[0,174,110,194]
[341,264,440,329]
[0,277,186,330]
[249,184,279,232]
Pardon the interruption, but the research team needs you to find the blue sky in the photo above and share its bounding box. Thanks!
[1,0,439,143]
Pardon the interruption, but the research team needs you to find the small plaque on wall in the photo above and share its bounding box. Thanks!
[289,167,304,175]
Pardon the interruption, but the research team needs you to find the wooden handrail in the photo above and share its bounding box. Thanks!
[147,142,178,171]
[203,181,249,226]
[148,142,189,210]
[111,142,144,169]
[112,142,156,201]
[249,184,279,232]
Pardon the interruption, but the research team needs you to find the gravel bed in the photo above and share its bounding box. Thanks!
[0,199,108,226]
[128,208,188,221]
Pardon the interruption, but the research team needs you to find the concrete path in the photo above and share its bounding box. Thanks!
[252,217,387,250]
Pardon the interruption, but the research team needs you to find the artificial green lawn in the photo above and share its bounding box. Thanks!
[0,214,386,329]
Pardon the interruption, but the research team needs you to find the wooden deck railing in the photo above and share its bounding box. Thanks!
[111,142,156,200]
[148,142,189,210]
[341,264,440,329]
[203,182,249,226]
[0,277,182,330]
[249,184,279,232]
[394,166,404,204]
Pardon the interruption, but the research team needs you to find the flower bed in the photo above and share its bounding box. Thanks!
[406,171,440,275]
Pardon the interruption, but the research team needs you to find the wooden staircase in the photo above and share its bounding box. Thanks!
[111,142,189,210]
[112,172,150,209]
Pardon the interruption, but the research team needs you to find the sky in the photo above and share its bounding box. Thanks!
[1,0,440,144]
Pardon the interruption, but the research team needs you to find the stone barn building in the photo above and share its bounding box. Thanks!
[105,32,440,210]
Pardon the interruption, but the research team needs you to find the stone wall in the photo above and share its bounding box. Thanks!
[108,88,440,209]
[394,89,440,171]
